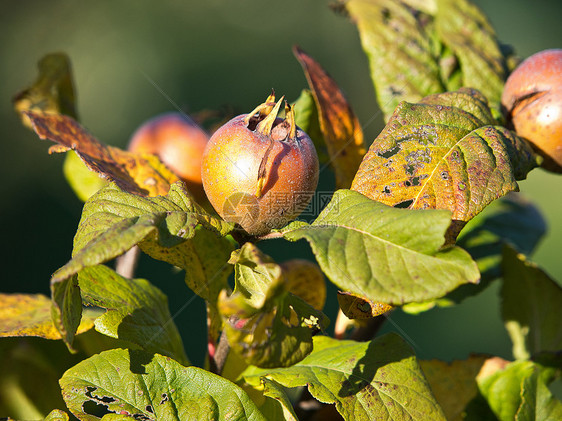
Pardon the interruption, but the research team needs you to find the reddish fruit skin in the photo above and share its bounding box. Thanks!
[128,112,209,189]
[501,49,562,172]
[202,114,319,235]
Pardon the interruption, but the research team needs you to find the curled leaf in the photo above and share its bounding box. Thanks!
[337,291,393,319]
[24,111,179,197]
[294,46,366,188]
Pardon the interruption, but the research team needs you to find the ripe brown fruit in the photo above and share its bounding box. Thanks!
[501,49,562,172]
[201,93,319,236]
[128,112,209,195]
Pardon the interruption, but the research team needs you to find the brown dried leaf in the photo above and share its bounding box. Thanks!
[294,46,366,189]
[24,111,179,197]
[0,293,98,340]
[337,291,393,319]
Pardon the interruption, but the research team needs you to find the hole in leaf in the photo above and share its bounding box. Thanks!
[83,400,112,418]
[378,145,401,159]
[394,199,413,208]
[146,405,154,413]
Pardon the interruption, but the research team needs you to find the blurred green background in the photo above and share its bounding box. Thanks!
[1,0,561,369]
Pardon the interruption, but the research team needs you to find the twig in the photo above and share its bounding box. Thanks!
[115,246,141,278]
[210,332,230,375]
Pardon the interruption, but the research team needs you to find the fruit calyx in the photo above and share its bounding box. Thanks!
[243,92,300,198]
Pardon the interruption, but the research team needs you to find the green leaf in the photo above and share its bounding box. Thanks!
[351,88,539,230]
[45,409,70,421]
[60,348,266,421]
[243,378,299,421]
[13,52,78,128]
[344,0,444,120]
[435,0,508,115]
[501,247,562,360]
[404,193,547,313]
[63,151,108,202]
[284,189,479,305]
[219,243,329,368]
[244,333,446,421]
[78,265,189,365]
[420,355,489,421]
[50,275,82,350]
[477,360,562,421]
[51,181,234,348]
[0,293,99,339]
[343,0,511,120]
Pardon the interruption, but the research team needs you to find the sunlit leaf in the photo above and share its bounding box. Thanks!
[78,265,189,365]
[244,333,446,421]
[244,377,299,421]
[284,189,479,305]
[351,88,538,234]
[435,0,508,115]
[294,46,366,188]
[45,409,70,421]
[344,0,444,120]
[420,355,489,421]
[219,243,329,368]
[501,247,562,360]
[343,0,511,120]
[0,293,98,339]
[24,111,179,197]
[60,348,267,421]
[281,259,326,311]
[477,360,562,421]
[63,151,108,201]
[13,53,78,128]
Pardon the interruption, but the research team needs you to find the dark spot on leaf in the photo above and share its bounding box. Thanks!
[381,8,391,23]
[146,405,154,413]
[383,186,391,194]
[394,199,413,208]
[404,164,416,175]
[160,392,169,405]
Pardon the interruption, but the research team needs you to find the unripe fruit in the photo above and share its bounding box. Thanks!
[128,112,209,195]
[501,49,562,172]
[201,93,319,236]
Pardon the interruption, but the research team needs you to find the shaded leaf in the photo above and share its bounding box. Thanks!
[219,243,329,368]
[420,355,489,421]
[351,88,538,231]
[284,189,479,305]
[293,89,329,164]
[477,360,562,421]
[243,377,299,421]
[13,53,78,128]
[337,291,393,319]
[78,265,189,365]
[404,193,547,313]
[501,247,562,360]
[0,293,98,339]
[435,0,508,115]
[63,150,108,201]
[60,348,267,421]
[244,333,446,421]
[294,46,366,188]
[24,111,179,197]
[281,259,327,311]
[344,0,444,120]
[51,182,234,349]
[50,274,83,350]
